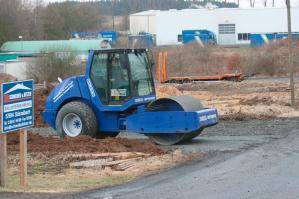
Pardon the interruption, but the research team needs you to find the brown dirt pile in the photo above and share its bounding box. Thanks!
[156,80,299,121]
[219,108,276,121]
[175,81,289,94]
[7,132,164,157]
[34,86,54,127]
[156,83,182,98]
[239,96,290,106]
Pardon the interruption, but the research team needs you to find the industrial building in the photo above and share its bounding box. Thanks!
[130,7,299,46]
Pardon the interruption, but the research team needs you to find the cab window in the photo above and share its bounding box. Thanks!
[129,52,154,97]
[90,52,131,105]
[108,53,130,104]
[90,53,109,104]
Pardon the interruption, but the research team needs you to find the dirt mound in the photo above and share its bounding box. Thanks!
[175,81,289,95]
[7,132,164,157]
[220,109,276,121]
[34,85,54,127]
[239,96,291,106]
[156,84,182,98]
[174,80,299,121]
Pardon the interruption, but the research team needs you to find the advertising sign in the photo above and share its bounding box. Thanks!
[1,80,34,133]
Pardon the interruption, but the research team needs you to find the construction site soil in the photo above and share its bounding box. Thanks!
[34,85,54,127]
[3,78,296,159]
[156,79,299,121]
[7,132,164,157]
[1,78,298,193]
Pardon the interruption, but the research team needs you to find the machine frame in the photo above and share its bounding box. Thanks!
[43,48,219,144]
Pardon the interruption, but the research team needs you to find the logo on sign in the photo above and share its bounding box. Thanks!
[3,83,32,103]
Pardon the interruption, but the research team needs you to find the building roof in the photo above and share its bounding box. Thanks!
[130,7,299,16]
[0,52,34,62]
[131,10,163,16]
[0,39,110,53]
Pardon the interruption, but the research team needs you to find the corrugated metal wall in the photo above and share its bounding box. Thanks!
[130,15,156,35]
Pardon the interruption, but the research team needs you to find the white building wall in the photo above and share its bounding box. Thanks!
[3,61,27,80]
[130,14,156,35]
[130,8,299,46]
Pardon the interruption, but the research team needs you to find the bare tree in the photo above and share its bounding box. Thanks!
[286,0,296,108]
[26,51,81,83]
[250,0,256,7]
[0,0,33,44]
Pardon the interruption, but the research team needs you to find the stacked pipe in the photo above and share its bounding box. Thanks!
[156,52,168,83]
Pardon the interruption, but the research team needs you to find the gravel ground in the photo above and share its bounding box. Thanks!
[92,125,299,199]
[1,118,299,199]
[205,118,299,137]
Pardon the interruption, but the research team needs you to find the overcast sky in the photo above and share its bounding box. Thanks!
[42,0,299,8]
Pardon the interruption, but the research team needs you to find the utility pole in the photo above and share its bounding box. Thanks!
[286,0,296,109]
[112,0,115,30]
[34,0,38,26]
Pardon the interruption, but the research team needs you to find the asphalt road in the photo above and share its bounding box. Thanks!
[1,118,299,199]
[79,118,299,199]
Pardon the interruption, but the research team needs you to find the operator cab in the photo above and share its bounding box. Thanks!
[89,49,155,105]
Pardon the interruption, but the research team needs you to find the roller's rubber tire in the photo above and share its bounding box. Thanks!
[56,101,97,138]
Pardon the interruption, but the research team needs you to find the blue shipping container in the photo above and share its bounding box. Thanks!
[182,30,217,45]
[129,33,155,48]
[250,32,299,47]
[98,31,118,45]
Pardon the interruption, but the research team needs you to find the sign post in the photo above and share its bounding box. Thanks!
[20,129,27,186]
[1,80,34,187]
[0,134,7,187]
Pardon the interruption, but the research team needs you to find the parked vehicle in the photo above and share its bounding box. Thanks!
[44,48,219,145]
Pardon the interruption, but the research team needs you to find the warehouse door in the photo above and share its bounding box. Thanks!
[218,24,236,45]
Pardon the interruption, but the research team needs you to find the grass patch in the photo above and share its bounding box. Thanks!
[0,171,133,193]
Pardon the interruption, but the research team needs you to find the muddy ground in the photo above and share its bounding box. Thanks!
[7,133,163,156]
[2,117,299,198]
[1,78,298,195]
[3,132,197,193]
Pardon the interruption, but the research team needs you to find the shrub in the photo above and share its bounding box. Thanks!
[26,52,84,83]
